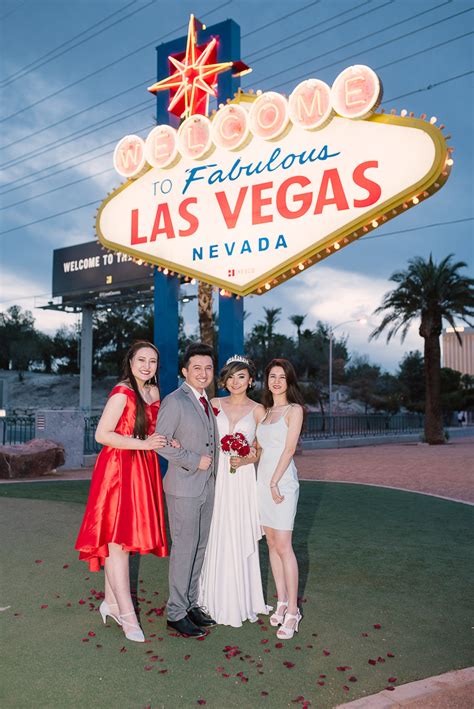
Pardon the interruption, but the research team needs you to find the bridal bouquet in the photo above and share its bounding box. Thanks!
[220,432,251,474]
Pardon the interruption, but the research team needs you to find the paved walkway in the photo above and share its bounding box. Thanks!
[297,436,474,504]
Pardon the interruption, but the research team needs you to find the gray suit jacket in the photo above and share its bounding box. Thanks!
[156,382,219,498]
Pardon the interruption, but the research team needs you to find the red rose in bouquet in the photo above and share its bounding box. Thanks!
[220,432,251,473]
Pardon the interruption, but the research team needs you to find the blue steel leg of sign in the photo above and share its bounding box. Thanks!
[153,268,179,397]
[218,293,244,371]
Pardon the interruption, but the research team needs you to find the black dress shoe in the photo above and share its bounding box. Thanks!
[167,616,206,637]
[187,606,217,627]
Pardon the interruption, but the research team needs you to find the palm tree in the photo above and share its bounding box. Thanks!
[263,307,281,347]
[198,281,214,347]
[289,314,306,341]
[370,254,474,444]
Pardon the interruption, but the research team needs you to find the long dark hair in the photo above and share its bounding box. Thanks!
[121,340,160,439]
[262,358,305,410]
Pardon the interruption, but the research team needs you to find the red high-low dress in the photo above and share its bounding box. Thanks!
[75,385,168,571]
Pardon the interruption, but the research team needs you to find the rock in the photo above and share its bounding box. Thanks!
[0,439,65,479]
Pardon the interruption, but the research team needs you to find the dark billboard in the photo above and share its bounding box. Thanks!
[52,241,152,298]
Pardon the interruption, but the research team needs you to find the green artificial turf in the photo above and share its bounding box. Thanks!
[1,481,472,709]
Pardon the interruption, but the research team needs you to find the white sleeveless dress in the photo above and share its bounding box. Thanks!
[256,408,300,530]
[198,401,271,627]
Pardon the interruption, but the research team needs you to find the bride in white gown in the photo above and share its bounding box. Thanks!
[199,356,271,627]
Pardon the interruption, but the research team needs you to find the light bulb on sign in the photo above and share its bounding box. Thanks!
[211,104,250,151]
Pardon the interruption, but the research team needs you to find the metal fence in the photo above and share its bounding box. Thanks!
[0,415,35,445]
[84,415,101,454]
[302,413,424,439]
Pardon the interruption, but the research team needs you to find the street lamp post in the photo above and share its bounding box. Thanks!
[328,318,367,434]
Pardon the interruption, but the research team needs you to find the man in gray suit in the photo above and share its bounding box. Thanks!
[156,343,218,637]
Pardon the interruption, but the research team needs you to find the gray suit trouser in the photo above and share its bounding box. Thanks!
[165,476,215,621]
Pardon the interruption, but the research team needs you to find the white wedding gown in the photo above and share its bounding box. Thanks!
[199,401,271,627]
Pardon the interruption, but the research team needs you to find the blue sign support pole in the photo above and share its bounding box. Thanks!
[153,19,245,392]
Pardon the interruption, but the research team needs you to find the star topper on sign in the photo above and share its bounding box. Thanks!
[147,14,251,120]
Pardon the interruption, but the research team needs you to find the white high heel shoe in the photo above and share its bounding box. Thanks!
[119,612,145,643]
[99,601,122,626]
[269,600,288,627]
[276,608,302,640]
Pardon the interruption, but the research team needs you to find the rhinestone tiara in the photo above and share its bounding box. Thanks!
[225,354,250,366]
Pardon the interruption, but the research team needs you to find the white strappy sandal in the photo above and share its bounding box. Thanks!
[276,608,302,640]
[269,600,288,627]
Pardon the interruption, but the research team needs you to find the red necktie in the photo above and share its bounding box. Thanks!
[199,396,209,418]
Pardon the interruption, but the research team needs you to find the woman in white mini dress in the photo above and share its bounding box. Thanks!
[199,356,271,627]
[256,358,304,640]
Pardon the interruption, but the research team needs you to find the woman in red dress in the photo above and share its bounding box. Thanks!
[75,341,171,642]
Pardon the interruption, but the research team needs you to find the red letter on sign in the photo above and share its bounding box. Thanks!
[353,160,381,207]
[150,203,176,241]
[216,187,248,229]
[179,197,199,237]
[314,169,349,214]
[277,176,312,219]
[130,209,147,244]
[252,182,273,225]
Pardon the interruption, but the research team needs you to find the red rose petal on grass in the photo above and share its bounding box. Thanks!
[283,661,295,669]
[261,639,269,644]
[343,686,350,692]
[81,638,89,642]
[292,696,305,703]
[261,691,269,697]
[216,666,224,672]
[323,649,331,656]
[88,631,96,637]
[260,625,268,631]
[66,603,72,607]
[349,676,358,682]
[368,659,377,665]
[120,647,127,653]
[40,604,48,609]
[241,676,248,683]
[385,686,395,691]
[159,669,168,674]
[387,652,395,658]
[388,677,397,683]
[275,642,283,649]
[63,564,69,569]
[361,632,369,637]
[336,666,352,672]
[96,644,102,649]
[319,674,326,678]
[184,655,191,661]
[373,623,382,629]
[78,600,86,605]
[196,635,206,641]
[222,673,230,678]
[197,700,206,705]
[144,666,153,671]
[150,656,159,661]
[295,646,301,651]
[317,681,325,686]
[377,656,386,663]
[306,644,313,649]
[264,649,271,654]
[35,560,43,564]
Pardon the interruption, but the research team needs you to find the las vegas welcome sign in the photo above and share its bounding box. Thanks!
[97,64,452,296]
